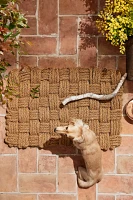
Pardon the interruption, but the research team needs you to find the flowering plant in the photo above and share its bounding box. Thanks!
[0,0,28,103]
[96,0,133,54]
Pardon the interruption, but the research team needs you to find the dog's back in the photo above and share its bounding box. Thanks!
[73,126,103,188]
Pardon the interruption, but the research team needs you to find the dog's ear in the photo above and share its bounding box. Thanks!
[69,118,76,126]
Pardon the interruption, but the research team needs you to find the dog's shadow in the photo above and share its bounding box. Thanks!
[42,138,85,172]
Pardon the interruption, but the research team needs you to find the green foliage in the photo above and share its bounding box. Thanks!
[96,0,133,54]
[0,0,29,55]
[0,0,29,103]
[30,86,40,99]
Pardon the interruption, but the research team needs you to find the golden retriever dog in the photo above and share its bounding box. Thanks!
[54,119,103,188]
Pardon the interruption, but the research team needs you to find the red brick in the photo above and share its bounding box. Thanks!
[117,136,133,154]
[0,117,16,154]
[0,194,37,200]
[21,37,57,55]
[59,0,98,15]
[0,156,17,192]
[39,0,57,35]
[78,185,96,200]
[39,194,76,200]
[58,173,77,192]
[39,145,76,155]
[117,155,133,174]
[38,155,56,173]
[59,17,77,55]
[19,0,37,15]
[19,174,56,192]
[99,0,106,10]
[0,104,6,115]
[98,195,115,200]
[79,16,99,36]
[99,175,133,193]
[3,51,17,68]
[18,148,37,173]
[121,117,133,134]
[38,56,77,68]
[116,195,133,200]
[78,37,97,67]
[19,56,37,68]
[59,156,75,173]
[98,37,121,55]
[124,80,133,93]
[21,17,37,35]
[118,56,126,75]
[102,150,115,173]
[98,56,116,69]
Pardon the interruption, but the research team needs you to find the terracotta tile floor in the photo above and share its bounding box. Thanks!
[0,0,133,199]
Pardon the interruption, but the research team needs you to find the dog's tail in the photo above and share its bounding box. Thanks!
[78,178,97,189]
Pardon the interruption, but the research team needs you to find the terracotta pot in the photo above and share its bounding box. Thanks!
[125,99,133,120]
[126,36,133,81]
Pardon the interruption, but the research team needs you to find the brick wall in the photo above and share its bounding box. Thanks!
[0,0,133,200]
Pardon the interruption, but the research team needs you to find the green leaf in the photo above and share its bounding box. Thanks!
[8,23,16,30]
[3,32,12,41]
[0,0,8,5]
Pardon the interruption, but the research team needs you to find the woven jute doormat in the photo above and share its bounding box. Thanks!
[5,67,123,150]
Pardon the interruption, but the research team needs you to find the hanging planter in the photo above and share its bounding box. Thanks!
[126,36,133,81]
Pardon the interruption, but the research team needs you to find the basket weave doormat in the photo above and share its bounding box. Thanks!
[5,67,123,150]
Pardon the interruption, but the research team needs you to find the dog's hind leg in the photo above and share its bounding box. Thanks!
[78,166,97,188]
[78,166,88,181]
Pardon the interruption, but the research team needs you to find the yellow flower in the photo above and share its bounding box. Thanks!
[96,0,133,54]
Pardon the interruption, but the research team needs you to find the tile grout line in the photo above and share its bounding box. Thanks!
[36,0,39,67]
[116,55,119,70]
[56,155,59,192]
[75,169,78,200]
[16,3,19,69]
[37,149,39,173]
[96,36,98,68]
[36,0,39,36]
[17,149,19,192]
[56,0,60,56]
[0,192,78,195]
[0,114,6,117]
[115,148,117,174]
[97,0,100,13]
[16,50,19,69]
[59,14,98,17]
[77,17,80,67]
[99,192,133,195]
[0,154,17,156]
[116,154,133,156]
[21,34,58,37]
[19,54,77,57]
[97,0,99,68]
[96,182,99,200]
[102,173,133,176]
[37,56,39,67]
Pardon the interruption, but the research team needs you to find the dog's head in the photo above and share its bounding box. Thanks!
[54,119,89,139]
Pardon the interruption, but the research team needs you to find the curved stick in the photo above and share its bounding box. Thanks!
[61,73,127,106]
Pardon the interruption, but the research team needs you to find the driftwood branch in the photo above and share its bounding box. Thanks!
[61,73,127,106]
